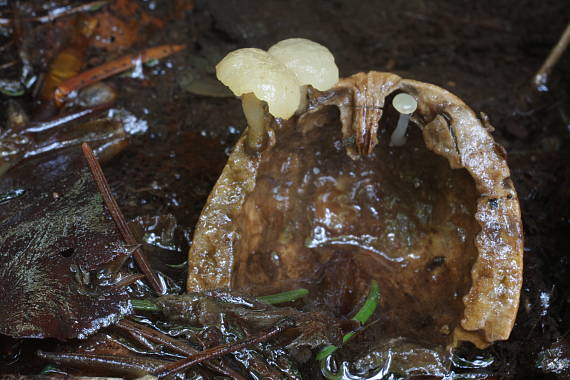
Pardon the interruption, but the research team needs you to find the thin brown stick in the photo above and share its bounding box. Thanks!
[82,143,164,294]
[153,319,295,378]
[37,350,169,377]
[533,21,570,91]
[55,44,186,104]
[125,329,157,351]
[110,273,146,289]
[0,41,14,53]
[0,61,17,70]
[116,320,246,380]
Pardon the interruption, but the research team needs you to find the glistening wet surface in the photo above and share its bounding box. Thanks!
[0,0,569,378]
[234,106,479,349]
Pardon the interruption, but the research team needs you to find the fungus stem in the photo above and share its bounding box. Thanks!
[390,93,418,147]
[258,288,309,304]
[241,92,268,152]
[390,113,411,147]
[316,280,379,361]
[297,84,309,114]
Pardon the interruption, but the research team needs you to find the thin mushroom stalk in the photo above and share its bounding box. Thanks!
[241,92,269,152]
[389,93,418,147]
[297,84,310,114]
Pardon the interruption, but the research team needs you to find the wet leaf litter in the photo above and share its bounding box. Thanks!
[0,2,564,376]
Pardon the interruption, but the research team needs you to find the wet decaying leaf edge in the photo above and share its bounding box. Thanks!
[186,71,524,350]
[0,148,131,340]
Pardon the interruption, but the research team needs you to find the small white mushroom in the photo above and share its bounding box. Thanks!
[268,38,339,91]
[390,93,418,147]
[269,38,338,113]
[216,39,339,153]
[216,48,300,151]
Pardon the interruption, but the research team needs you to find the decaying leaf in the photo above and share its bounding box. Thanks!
[0,147,130,340]
[186,72,523,353]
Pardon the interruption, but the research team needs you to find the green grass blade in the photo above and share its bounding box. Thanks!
[258,288,309,304]
[316,280,379,361]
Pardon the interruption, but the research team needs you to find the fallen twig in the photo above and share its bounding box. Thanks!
[116,319,246,380]
[0,61,17,70]
[153,319,295,378]
[82,143,164,294]
[55,44,186,104]
[533,21,570,91]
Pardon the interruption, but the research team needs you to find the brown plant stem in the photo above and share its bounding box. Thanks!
[37,350,168,377]
[153,319,295,378]
[116,319,246,380]
[533,21,570,91]
[82,143,164,294]
[55,44,186,104]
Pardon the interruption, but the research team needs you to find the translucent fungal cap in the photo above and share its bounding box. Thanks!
[268,38,339,91]
[393,93,418,114]
[215,48,301,119]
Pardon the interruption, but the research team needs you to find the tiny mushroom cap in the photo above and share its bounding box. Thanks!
[268,38,339,91]
[392,93,418,115]
[215,48,301,119]
[389,93,418,147]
